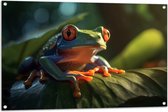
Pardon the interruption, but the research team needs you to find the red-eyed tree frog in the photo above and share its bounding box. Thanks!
[18,24,125,98]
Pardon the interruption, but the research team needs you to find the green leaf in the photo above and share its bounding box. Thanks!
[2,13,88,80]
[110,29,165,69]
[9,67,167,109]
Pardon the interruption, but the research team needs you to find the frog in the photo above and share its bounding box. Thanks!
[18,24,125,98]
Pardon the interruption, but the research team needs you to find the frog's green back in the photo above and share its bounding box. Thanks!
[39,34,59,57]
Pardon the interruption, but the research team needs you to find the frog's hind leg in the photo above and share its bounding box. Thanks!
[63,75,81,98]
[24,70,38,88]
[18,56,37,75]
[39,69,48,84]
[18,56,41,87]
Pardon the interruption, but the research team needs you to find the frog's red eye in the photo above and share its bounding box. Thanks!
[102,27,110,42]
[62,25,77,41]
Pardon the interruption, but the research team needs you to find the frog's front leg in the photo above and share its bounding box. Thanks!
[88,56,125,77]
[71,56,125,77]
[39,56,81,98]
[96,55,125,76]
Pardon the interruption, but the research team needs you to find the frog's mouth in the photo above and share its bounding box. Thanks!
[58,45,106,63]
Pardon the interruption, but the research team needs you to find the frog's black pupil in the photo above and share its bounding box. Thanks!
[67,30,71,37]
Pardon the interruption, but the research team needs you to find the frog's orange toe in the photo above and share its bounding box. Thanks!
[84,70,95,76]
[108,68,125,74]
[67,70,93,82]
[73,89,81,98]
[67,71,82,75]
[95,66,111,77]
[77,75,93,82]
[67,70,94,76]
[103,71,111,77]
[117,70,125,74]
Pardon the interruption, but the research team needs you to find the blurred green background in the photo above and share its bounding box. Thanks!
[2,1,167,69]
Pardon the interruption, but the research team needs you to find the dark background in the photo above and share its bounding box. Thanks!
[2,1,167,65]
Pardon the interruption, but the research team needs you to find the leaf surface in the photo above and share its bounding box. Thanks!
[9,67,167,109]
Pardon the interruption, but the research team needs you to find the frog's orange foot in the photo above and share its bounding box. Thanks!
[76,75,93,82]
[67,71,93,82]
[67,70,95,76]
[94,66,111,77]
[92,66,125,77]
[108,67,125,74]
[67,71,94,82]
[73,88,81,98]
